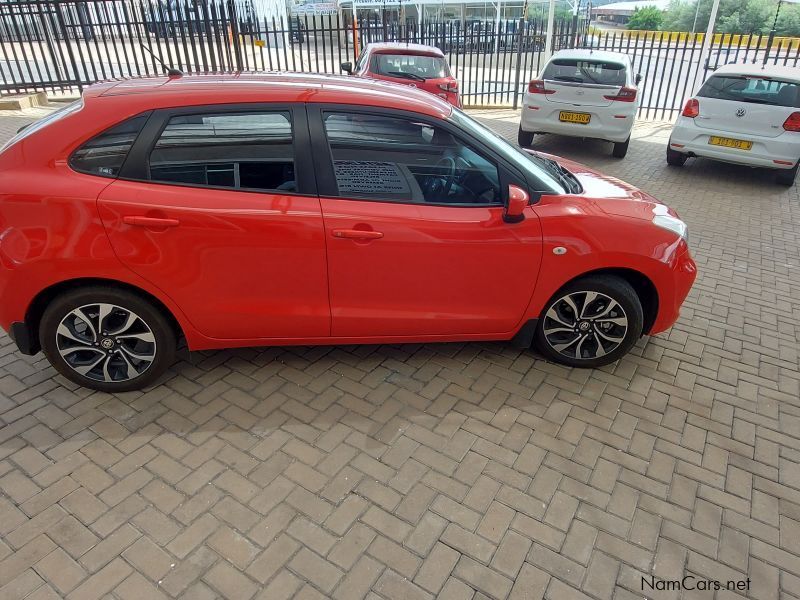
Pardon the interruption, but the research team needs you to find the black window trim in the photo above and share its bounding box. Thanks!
[307,103,532,208]
[68,110,154,179]
[119,103,317,198]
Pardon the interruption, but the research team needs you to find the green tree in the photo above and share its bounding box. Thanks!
[661,0,799,36]
[626,6,664,30]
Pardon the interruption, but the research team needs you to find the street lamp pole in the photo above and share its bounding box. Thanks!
[691,0,701,35]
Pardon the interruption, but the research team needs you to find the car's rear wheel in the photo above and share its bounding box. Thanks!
[612,136,630,158]
[518,127,534,147]
[534,276,644,368]
[40,287,176,392]
[666,146,687,166]
[776,162,798,186]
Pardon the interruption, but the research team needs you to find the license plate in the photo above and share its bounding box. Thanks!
[708,136,752,150]
[559,111,591,124]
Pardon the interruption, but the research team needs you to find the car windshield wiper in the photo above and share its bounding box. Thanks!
[528,153,581,194]
[385,71,426,82]
[553,75,583,83]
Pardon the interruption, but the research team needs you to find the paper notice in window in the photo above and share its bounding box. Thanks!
[333,160,412,198]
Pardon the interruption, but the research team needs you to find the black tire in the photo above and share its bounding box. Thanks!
[666,146,687,166]
[612,137,630,158]
[534,275,644,369]
[518,127,534,147]
[40,286,176,392]
[776,162,799,186]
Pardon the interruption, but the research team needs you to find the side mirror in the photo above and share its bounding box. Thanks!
[635,73,643,85]
[341,62,353,74]
[504,184,529,223]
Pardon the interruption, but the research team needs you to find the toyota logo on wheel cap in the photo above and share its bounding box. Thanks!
[736,108,746,117]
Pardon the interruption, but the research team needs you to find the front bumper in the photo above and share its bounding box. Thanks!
[669,119,799,170]
[650,245,697,335]
[520,95,636,143]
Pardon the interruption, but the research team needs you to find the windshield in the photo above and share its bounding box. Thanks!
[0,98,83,155]
[372,53,449,80]
[697,75,800,108]
[543,58,627,86]
[449,109,568,194]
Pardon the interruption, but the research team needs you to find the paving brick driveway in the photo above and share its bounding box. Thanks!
[1,107,799,600]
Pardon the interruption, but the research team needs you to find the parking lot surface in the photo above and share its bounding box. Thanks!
[0,108,798,600]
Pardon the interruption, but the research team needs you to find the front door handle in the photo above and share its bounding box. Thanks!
[123,216,180,228]
[331,229,383,240]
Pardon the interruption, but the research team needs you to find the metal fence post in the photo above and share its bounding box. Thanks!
[53,1,82,90]
[512,17,525,109]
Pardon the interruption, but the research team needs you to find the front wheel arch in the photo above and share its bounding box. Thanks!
[537,267,659,335]
[25,278,185,355]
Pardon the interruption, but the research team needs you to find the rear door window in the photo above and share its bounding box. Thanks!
[543,59,627,86]
[147,111,296,192]
[697,75,800,108]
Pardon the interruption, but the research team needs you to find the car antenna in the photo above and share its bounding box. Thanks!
[140,43,183,79]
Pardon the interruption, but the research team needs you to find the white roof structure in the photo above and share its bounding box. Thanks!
[592,0,669,15]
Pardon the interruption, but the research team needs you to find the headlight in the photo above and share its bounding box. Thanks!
[652,205,688,242]
[653,214,687,240]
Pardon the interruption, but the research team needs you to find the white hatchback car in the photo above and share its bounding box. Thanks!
[518,49,641,158]
[668,64,800,186]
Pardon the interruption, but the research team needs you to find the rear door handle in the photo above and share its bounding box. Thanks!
[123,216,180,228]
[331,229,383,240]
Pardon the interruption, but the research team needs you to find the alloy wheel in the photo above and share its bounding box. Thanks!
[542,291,629,360]
[55,303,157,383]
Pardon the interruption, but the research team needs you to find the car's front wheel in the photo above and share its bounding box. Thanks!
[666,146,687,166]
[776,162,798,186]
[534,276,644,368]
[518,127,534,147]
[40,287,176,392]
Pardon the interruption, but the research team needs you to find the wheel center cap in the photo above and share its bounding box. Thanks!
[578,322,591,332]
[100,338,114,350]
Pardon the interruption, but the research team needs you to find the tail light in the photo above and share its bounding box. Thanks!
[783,112,800,132]
[604,87,637,102]
[438,80,459,93]
[528,80,554,94]
[682,98,700,118]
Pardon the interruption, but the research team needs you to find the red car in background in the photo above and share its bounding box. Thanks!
[342,42,461,107]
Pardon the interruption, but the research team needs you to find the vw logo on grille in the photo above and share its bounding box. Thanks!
[736,108,746,117]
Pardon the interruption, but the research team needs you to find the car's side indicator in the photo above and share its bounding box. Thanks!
[553,247,567,255]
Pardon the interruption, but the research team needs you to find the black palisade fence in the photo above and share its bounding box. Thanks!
[1,0,798,114]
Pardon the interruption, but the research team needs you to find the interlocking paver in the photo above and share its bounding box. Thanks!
[0,107,798,599]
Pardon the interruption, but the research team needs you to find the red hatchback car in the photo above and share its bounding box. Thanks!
[0,73,696,391]
[342,42,461,107]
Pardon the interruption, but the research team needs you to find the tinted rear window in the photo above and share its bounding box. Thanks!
[542,59,627,86]
[70,113,149,177]
[372,54,449,79]
[697,75,800,108]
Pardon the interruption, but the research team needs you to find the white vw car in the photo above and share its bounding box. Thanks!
[518,49,641,158]
[668,64,800,186]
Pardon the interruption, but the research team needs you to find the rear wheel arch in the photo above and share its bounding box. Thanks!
[25,278,185,354]
[538,267,659,335]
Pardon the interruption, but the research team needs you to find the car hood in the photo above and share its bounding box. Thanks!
[530,150,680,221]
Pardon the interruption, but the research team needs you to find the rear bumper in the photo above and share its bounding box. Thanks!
[520,95,636,143]
[8,321,39,355]
[650,245,697,334]
[669,119,800,169]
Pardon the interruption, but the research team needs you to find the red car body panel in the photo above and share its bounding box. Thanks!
[0,73,696,355]
[351,43,461,107]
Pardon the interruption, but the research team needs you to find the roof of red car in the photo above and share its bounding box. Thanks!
[84,72,453,118]
[364,42,446,58]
